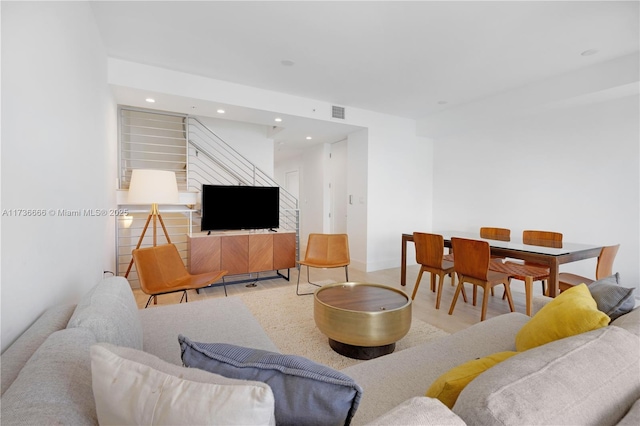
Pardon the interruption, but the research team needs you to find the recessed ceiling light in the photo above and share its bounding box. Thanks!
[306,136,312,140]
[437,100,448,105]
[275,117,282,122]
[581,49,599,56]
[217,109,225,114]
[281,59,295,67]
[145,98,155,103]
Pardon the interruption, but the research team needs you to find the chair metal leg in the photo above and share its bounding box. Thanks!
[296,265,349,296]
[144,296,154,309]
[179,290,188,304]
[222,277,228,297]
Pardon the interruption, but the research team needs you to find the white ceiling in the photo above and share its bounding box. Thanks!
[91,1,639,160]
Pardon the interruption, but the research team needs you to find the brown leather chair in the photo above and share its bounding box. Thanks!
[448,237,514,321]
[296,233,350,296]
[132,243,227,308]
[557,244,620,293]
[412,232,466,309]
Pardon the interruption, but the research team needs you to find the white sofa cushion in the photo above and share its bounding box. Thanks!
[365,397,466,426]
[454,326,640,425]
[91,343,276,426]
[67,276,143,349]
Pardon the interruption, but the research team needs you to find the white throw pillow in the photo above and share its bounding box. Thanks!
[90,343,276,426]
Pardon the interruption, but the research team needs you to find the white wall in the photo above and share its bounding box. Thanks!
[108,61,434,272]
[364,118,434,271]
[346,129,369,270]
[195,116,274,176]
[421,55,640,289]
[1,2,116,352]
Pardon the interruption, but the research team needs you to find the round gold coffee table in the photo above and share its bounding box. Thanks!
[314,282,412,360]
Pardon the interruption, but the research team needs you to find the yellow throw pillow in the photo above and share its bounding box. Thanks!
[426,351,518,408]
[516,283,610,352]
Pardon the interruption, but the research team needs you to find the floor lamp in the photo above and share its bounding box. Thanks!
[124,169,180,278]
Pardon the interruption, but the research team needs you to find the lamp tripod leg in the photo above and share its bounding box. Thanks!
[124,213,153,278]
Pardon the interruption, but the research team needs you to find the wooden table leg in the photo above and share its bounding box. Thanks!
[524,276,533,316]
[548,259,560,297]
[401,234,409,286]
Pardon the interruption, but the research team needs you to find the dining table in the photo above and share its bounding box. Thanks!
[400,231,603,301]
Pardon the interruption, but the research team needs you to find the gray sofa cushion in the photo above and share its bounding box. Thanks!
[179,335,362,426]
[454,326,640,425]
[1,304,76,395]
[67,276,143,349]
[0,327,98,425]
[365,397,466,426]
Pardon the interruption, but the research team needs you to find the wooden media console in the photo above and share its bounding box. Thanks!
[187,231,296,282]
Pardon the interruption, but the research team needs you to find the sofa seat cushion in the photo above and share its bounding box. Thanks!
[618,399,640,426]
[611,306,640,337]
[515,284,610,351]
[365,397,466,426]
[1,327,98,425]
[67,276,143,349]
[342,312,530,425]
[91,343,275,426]
[179,335,362,426]
[139,295,278,365]
[454,326,640,426]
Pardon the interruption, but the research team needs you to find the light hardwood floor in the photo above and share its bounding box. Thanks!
[132,264,544,334]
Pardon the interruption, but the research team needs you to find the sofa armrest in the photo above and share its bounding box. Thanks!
[532,295,553,315]
[365,397,465,426]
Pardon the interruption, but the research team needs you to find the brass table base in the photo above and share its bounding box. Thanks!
[328,339,396,360]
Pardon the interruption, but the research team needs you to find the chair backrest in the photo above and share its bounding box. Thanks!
[303,234,350,267]
[523,230,563,248]
[132,244,189,295]
[413,232,445,268]
[596,244,620,280]
[451,237,490,281]
[480,227,511,241]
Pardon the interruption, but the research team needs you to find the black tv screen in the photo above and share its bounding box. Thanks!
[201,185,280,231]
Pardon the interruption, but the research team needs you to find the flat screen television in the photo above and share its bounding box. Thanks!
[201,184,280,232]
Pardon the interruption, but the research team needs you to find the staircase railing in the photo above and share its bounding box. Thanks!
[187,117,300,235]
[116,108,300,283]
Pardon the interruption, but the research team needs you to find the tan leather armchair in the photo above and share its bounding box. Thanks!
[296,233,350,296]
[132,243,228,308]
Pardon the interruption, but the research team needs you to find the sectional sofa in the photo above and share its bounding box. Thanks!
[1,276,639,425]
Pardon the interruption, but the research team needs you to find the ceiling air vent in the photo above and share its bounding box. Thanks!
[332,105,345,120]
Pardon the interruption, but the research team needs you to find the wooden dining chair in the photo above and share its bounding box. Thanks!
[412,232,466,309]
[132,243,228,308]
[502,230,563,296]
[296,233,350,296]
[557,244,620,293]
[448,237,514,321]
[480,227,511,241]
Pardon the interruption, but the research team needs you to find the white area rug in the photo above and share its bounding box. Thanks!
[239,284,450,370]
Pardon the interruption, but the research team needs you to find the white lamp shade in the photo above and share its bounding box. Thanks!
[127,169,179,205]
